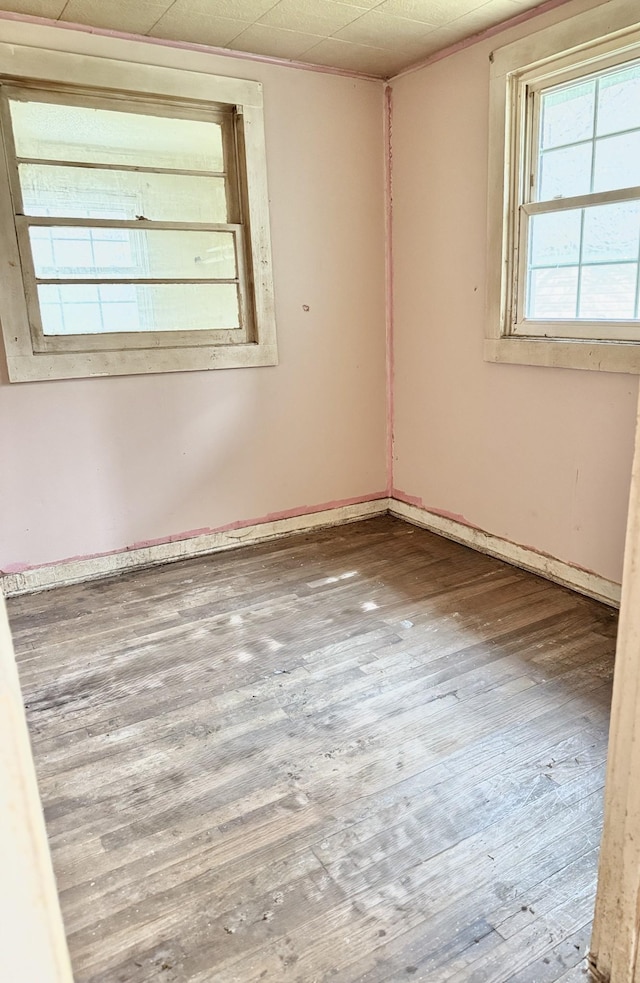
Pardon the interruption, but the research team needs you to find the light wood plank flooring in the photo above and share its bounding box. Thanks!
[8,516,616,983]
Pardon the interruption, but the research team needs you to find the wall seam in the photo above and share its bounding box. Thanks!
[384,82,395,496]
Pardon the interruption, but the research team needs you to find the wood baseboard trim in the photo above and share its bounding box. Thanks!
[2,496,621,607]
[1,498,391,597]
[389,498,621,609]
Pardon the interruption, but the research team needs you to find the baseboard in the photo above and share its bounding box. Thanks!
[1,497,390,597]
[2,494,622,607]
[389,498,621,609]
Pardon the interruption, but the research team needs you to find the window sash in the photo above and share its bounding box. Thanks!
[16,221,251,353]
[513,193,640,337]
[511,55,640,339]
[514,217,640,337]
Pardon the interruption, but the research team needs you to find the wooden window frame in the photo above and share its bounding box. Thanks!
[0,43,277,382]
[485,0,640,373]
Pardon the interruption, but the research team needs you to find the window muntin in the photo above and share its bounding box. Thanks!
[515,57,640,337]
[2,84,251,352]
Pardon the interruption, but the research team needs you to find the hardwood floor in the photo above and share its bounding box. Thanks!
[8,516,616,983]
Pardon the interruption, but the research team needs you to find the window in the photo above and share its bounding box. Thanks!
[0,42,277,381]
[485,2,640,372]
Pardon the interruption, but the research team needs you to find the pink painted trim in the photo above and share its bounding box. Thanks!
[426,506,475,527]
[0,10,381,83]
[388,0,577,82]
[1,492,388,575]
[393,488,477,529]
[384,83,395,497]
[2,562,33,574]
[392,488,423,509]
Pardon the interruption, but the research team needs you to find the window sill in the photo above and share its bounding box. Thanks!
[484,337,640,374]
[5,342,279,382]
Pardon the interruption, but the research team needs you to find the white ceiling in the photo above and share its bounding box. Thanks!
[0,0,552,78]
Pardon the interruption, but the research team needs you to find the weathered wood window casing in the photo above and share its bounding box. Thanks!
[485,1,640,373]
[0,45,277,381]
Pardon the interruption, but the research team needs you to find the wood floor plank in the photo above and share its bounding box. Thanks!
[8,516,616,983]
[502,923,592,983]
[552,959,591,982]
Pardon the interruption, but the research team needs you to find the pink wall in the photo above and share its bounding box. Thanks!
[390,0,638,585]
[2,2,636,586]
[0,27,387,571]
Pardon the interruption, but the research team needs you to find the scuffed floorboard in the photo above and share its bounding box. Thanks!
[8,516,614,983]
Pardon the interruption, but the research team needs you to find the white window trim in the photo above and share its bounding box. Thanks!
[485,0,640,373]
[0,38,277,381]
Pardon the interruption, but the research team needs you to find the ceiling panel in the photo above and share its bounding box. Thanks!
[59,0,171,35]
[231,22,324,57]
[376,0,493,26]
[256,0,368,35]
[335,10,437,47]
[150,4,249,46]
[0,0,554,78]
[0,0,67,16]
[179,0,278,17]
[302,35,421,75]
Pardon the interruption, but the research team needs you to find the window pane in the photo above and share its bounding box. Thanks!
[538,143,592,201]
[597,62,640,136]
[19,164,228,223]
[52,234,101,269]
[528,267,579,318]
[9,99,224,171]
[30,236,53,268]
[582,201,640,263]
[536,61,640,207]
[541,80,595,149]
[38,282,240,334]
[29,227,237,280]
[579,265,637,319]
[529,209,582,267]
[593,131,640,193]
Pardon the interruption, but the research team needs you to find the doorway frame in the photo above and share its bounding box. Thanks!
[0,592,73,981]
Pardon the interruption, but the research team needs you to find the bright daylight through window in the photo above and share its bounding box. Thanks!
[485,4,640,372]
[523,60,640,329]
[11,95,243,340]
[0,44,276,382]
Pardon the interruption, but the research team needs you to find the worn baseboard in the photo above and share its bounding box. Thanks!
[2,495,622,606]
[389,498,621,609]
[1,498,391,597]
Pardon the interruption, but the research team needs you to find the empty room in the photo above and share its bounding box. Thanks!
[2,0,640,981]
